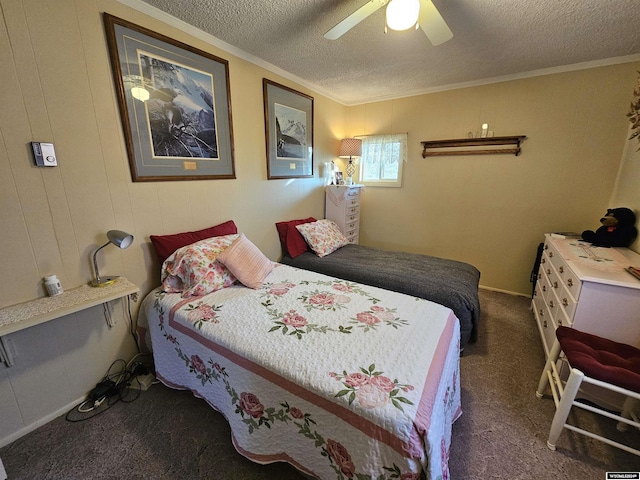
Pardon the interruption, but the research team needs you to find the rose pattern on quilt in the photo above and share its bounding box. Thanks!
[265,308,335,339]
[350,305,409,332]
[260,281,297,301]
[330,364,415,412]
[166,334,421,480]
[298,289,351,312]
[184,301,223,329]
[257,278,407,338]
[300,278,381,304]
[440,438,449,480]
[443,370,457,412]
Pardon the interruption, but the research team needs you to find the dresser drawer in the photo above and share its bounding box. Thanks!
[346,196,360,208]
[548,286,573,328]
[554,282,577,320]
[345,220,359,235]
[346,206,360,217]
[533,295,556,355]
[346,188,360,199]
[548,249,581,299]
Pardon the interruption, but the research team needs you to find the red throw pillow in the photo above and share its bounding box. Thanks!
[275,217,316,258]
[150,220,238,264]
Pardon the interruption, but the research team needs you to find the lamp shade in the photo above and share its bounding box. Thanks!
[338,138,362,158]
[386,0,420,31]
[107,230,134,249]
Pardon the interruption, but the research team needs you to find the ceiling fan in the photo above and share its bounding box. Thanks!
[324,0,453,46]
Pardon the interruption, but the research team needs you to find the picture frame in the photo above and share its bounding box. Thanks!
[334,171,344,185]
[103,14,235,182]
[263,79,314,179]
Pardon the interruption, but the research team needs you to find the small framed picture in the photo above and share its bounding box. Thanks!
[263,79,314,179]
[334,171,344,185]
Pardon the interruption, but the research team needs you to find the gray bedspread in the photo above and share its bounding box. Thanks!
[280,244,480,348]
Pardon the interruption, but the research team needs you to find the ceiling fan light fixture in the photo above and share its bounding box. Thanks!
[386,0,420,31]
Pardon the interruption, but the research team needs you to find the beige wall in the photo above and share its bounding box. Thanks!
[0,0,345,445]
[610,123,640,253]
[343,64,640,294]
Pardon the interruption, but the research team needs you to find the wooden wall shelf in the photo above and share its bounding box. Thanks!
[421,135,527,157]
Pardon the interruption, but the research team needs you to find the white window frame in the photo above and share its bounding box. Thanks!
[357,133,406,188]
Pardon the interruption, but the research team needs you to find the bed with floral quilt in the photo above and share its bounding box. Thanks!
[141,255,461,480]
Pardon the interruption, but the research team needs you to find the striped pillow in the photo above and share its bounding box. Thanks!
[217,234,274,289]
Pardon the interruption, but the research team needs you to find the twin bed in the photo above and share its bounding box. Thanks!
[139,219,480,480]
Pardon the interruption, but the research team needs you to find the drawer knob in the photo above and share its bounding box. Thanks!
[553,281,558,289]
[544,244,548,250]
[546,268,551,275]
[542,285,547,292]
[549,251,553,258]
[539,309,544,317]
[558,319,563,326]
[541,258,546,264]
[562,298,568,307]
[543,320,548,328]
[533,290,538,297]
[567,278,573,287]
[549,300,555,308]
[559,266,564,274]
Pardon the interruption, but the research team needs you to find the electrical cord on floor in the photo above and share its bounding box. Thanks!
[126,294,141,354]
[65,353,153,422]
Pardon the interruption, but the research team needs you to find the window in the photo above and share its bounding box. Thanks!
[357,133,406,187]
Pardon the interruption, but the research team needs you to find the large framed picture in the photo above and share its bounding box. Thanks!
[103,14,235,182]
[263,79,313,179]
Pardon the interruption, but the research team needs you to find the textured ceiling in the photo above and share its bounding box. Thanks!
[127,0,640,105]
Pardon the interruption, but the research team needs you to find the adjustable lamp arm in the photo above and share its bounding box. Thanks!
[92,241,111,284]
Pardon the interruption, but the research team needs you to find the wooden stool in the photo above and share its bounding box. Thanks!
[536,326,640,455]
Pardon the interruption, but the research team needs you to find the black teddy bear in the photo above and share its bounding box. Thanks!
[581,207,638,247]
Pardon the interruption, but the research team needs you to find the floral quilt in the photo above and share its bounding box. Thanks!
[141,263,461,480]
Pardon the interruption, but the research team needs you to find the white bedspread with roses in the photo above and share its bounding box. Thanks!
[142,263,461,480]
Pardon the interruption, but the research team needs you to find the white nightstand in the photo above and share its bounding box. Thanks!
[325,184,363,244]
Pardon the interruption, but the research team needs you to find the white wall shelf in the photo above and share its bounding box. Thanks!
[0,277,138,366]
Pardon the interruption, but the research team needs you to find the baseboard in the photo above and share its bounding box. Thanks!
[0,395,85,449]
[478,284,529,298]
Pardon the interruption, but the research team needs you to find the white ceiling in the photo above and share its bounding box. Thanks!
[124,0,640,105]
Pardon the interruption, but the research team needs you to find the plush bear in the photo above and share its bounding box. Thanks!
[581,207,638,247]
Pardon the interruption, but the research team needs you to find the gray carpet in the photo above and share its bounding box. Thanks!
[2,289,639,479]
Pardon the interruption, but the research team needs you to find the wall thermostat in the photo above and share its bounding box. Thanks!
[31,142,58,167]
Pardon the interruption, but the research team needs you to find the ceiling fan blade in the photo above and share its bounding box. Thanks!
[324,0,388,40]
[418,0,453,46]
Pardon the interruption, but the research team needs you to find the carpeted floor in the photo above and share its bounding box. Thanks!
[2,289,639,479]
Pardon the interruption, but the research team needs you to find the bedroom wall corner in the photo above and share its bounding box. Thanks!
[345,62,640,295]
[609,122,640,255]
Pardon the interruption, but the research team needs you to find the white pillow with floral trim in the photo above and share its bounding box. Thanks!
[161,234,238,297]
[296,219,349,257]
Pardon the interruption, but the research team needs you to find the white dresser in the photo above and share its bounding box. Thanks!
[532,234,640,408]
[325,185,363,244]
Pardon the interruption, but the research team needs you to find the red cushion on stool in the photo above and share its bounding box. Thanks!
[556,326,640,394]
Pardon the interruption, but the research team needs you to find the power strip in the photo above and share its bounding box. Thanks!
[129,373,155,391]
